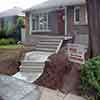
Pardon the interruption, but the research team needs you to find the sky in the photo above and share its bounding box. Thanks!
[0,0,47,12]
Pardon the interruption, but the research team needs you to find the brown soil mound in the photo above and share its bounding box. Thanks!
[34,53,81,95]
[0,47,32,75]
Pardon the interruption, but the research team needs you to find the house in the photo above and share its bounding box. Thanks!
[25,0,88,45]
[20,0,88,73]
[0,7,25,31]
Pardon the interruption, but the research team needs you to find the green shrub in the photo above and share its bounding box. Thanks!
[81,56,100,100]
[17,16,25,28]
[0,38,16,45]
[0,38,9,45]
[8,38,16,44]
[0,29,6,38]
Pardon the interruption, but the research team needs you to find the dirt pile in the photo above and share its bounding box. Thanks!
[0,48,23,75]
[0,47,32,75]
[34,52,81,95]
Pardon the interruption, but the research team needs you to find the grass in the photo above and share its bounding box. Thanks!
[0,44,24,49]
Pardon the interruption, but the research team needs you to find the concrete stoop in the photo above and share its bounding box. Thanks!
[20,51,52,73]
[21,35,64,73]
[26,35,64,52]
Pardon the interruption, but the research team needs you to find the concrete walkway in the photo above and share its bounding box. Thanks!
[0,74,86,100]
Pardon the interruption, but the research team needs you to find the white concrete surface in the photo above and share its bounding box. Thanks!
[13,72,42,83]
[0,74,86,100]
[24,51,52,62]
[0,74,40,100]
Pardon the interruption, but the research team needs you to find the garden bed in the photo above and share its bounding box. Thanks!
[0,46,33,75]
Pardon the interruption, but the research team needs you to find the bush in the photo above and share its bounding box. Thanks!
[8,38,16,44]
[81,56,100,100]
[0,29,6,38]
[0,38,16,45]
[17,16,25,28]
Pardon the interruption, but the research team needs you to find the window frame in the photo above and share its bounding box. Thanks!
[31,13,50,32]
[74,6,81,24]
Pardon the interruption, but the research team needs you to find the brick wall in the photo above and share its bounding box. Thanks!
[56,9,65,35]
[25,12,30,33]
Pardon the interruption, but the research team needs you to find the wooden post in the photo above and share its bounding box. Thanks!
[87,0,100,57]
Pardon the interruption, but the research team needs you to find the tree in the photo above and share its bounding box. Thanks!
[16,16,25,28]
[87,0,100,57]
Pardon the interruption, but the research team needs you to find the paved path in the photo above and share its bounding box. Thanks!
[0,74,86,100]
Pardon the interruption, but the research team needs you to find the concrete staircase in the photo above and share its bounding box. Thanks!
[35,35,64,52]
[20,35,64,73]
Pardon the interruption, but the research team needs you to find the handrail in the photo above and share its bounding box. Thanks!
[56,36,73,53]
[56,40,63,53]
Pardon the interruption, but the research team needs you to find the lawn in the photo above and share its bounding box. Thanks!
[0,45,24,49]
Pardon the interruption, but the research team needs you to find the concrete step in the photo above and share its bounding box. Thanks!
[31,35,64,39]
[39,39,61,42]
[36,44,57,49]
[21,61,44,66]
[35,47,56,52]
[20,63,44,72]
[38,41,59,45]
[13,72,42,83]
[20,67,43,72]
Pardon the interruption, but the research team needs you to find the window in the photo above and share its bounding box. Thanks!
[74,6,88,25]
[32,13,49,32]
[74,7,81,24]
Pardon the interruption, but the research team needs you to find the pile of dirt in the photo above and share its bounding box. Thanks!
[34,52,81,95]
[0,47,32,75]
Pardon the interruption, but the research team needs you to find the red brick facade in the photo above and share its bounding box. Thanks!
[25,13,29,33]
[56,9,65,34]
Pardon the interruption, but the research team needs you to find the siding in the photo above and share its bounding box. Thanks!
[48,11,58,34]
[26,4,89,37]
[67,5,89,35]
[67,5,89,45]
[3,16,14,30]
[56,9,65,35]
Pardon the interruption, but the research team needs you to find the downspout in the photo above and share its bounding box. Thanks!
[64,6,68,40]
[29,12,32,35]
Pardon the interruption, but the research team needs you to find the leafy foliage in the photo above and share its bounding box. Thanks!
[16,16,25,28]
[81,56,100,100]
[0,38,16,45]
[0,29,7,38]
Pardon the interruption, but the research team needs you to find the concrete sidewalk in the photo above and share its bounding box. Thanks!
[0,74,86,100]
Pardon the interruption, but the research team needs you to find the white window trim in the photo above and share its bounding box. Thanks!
[74,6,81,25]
[32,29,51,32]
[85,7,88,25]
[29,13,32,34]
[31,13,50,32]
